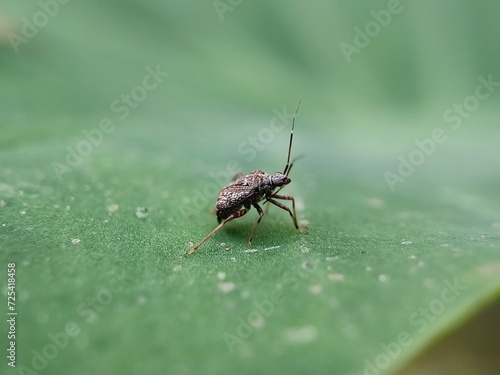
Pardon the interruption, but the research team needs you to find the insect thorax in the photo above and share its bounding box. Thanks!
[215,170,274,222]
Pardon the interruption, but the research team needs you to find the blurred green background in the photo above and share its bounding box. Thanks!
[1,1,500,375]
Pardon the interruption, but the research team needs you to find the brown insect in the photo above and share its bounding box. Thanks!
[184,99,303,256]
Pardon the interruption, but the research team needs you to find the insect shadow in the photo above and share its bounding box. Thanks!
[185,98,305,256]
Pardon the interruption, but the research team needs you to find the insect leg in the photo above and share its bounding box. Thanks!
[263,200,271,215]
[184,208,248,256]
[266,195,299,229]
[248,203,264,248]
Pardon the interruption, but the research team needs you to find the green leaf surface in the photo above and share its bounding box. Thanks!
[1,1,500,375]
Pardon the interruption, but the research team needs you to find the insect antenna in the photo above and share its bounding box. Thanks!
[264,98,303,202]
[283,97,302,176]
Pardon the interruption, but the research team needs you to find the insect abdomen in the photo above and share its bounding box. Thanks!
[215,187,245,223]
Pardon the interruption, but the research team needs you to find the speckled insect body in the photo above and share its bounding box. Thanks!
[216,170,291,222]
[184,99,302,256]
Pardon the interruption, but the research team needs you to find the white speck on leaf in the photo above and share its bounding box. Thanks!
[263,245,280,251]
[71,238,81,244]
[309,284,322,294]
[218,282,236,293]
[299,219,310,226]
[173,265,182,272]
[220,242,231,251]
[328,273,345,282]
[240,290,250,299]
[378,274,389,283]
[248,314,265,328]
[135,207,149,219]
[107,203,119,213]
[283,325,317,344]
[301,261,313,270]
[367,197,384,208]
[424,278,437,289]
[401,239,412,245]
